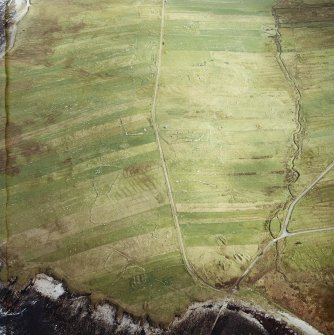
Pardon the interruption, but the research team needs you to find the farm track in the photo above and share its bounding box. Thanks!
[280,159,334,235]
[151,0,333,293]
[149,0,211,289]
[3,0,334,329]
[234,160,334,288]
[268,5,332,291]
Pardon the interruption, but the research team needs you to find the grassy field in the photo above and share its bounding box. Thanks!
[289,170,334,231]
[0,0,333,330]
[276,1,334,192]
[0,0,227,322]
[249,230,334,335]
[157,0,295,287]
[241,3,334,333]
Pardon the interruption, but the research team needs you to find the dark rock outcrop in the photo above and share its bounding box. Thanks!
[0,274,304,335]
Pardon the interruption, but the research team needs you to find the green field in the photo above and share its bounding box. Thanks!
[239,3,334,333]
[158,0,296,288]
[289,170,334,231]
[0,0,333,331]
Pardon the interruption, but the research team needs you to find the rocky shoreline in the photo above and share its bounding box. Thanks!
[0,274,320,335]
[0,0,30,58]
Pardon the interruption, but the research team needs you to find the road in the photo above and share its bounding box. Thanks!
[234,160,334,288]
[280,159,334,235]
[149,0,214,289]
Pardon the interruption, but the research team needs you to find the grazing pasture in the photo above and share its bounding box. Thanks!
[0,0,333,330]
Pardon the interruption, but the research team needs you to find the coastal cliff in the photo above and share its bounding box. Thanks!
[0,274,307,335]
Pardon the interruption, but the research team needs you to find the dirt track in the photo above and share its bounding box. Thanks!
[235,160,334,288]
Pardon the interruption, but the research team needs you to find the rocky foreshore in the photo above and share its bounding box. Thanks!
[0,0,30,58]
[0,274,319,335]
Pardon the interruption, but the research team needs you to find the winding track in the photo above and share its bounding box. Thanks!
[280,160,334,236]
[234,160,334,288]
[149,0,207,287]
